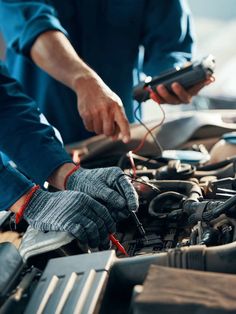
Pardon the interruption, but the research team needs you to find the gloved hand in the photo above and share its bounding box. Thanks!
[65,166,139,221]
[22,187,115,248]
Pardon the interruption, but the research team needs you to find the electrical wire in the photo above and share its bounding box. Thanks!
[128,95,166,178]
[128,151,137,178]
[132,101,165,154]
[133,102,163,155]
[124,173,160,193]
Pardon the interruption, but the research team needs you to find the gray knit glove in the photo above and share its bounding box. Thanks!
[66,166,139,221]
[23,188,115,248]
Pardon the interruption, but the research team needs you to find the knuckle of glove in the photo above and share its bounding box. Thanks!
[105,167,123,184]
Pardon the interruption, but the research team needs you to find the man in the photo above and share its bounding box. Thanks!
[0,61,138,249]
[0,0,207,144]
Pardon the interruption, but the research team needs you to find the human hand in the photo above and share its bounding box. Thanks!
[75,74,130,143]
[150,76,215,104]
[66,166,139,221]
[22,187,115,249]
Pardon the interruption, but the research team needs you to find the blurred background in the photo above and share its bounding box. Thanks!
[189,0,236,99]
[142,0,236,120]
[1,1,236,119]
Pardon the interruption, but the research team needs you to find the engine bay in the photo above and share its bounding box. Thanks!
[12,150,236,266]
[2,112,236,313]
[113,154,236,258]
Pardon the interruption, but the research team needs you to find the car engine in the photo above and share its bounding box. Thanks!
[2,113,236,313]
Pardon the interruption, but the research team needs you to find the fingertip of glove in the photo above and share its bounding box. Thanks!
[99,238,111,250]
[127,196,139,211]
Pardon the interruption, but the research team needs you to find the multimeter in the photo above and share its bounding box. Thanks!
[133,55,215,102]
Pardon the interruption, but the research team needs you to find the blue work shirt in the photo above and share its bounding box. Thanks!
[0,0,194,144]
[0,62,72,211]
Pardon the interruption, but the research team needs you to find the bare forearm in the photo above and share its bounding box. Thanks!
[31,30,130,142]
[47,162,76,190]
[10,194,27,213]
[30,30,97,92]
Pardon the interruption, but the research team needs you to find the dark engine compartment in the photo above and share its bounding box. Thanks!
[2,113,236,313]
[114,155,236,258]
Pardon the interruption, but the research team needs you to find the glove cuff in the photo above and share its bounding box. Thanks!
[15,185,40,224]
[64,165,80,189]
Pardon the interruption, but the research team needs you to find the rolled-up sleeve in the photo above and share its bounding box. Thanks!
[141,0,195,77]
[0,62,72,189]
[0,0,68,56]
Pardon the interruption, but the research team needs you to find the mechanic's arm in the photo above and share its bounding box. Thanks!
[0,62,137,212]
[4,161,116,249]
[0,0,130,142]
[0,64,113,247]
[0,62,72,187]
[142,0,212,104]
[0,63,137,246]
[8,178,116,249]
[30,31,130,142]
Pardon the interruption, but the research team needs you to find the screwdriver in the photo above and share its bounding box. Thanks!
[109,234,129,257]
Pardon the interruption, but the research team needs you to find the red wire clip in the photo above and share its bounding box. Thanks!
[109,234,129,257]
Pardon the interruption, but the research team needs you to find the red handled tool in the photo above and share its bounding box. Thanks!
[109,234,129,257]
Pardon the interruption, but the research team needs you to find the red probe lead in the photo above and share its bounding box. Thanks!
[109,234,129,257]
